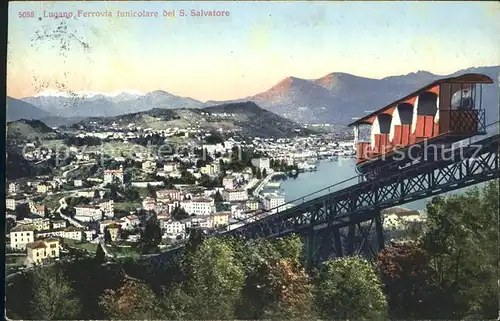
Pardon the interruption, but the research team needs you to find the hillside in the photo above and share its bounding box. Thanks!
[7,97,53,121]
[202,101,315,137]
[208,66,500,124]
[74,102,314,138]
[7,119,58,141]
[13,66,499,126]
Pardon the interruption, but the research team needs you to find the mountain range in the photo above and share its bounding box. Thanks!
[7,66,499,125]
[70,101,315,138]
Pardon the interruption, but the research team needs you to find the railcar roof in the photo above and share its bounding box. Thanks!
[348,73,493,127]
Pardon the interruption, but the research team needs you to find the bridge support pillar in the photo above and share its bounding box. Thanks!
[374,210,385,251]
[347,224,355,255]
[333,227,343,257]
[306,230,315,270]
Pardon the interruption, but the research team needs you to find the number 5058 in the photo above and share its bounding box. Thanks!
[18,11,35,18]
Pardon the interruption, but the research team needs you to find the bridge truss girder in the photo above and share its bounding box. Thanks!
[227,135,499,265]
[146,135,499,268]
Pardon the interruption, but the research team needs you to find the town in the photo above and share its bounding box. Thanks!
[6,121,360,268]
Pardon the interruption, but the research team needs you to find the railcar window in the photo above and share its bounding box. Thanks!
[451,88,474,110]
[417,92,438,115]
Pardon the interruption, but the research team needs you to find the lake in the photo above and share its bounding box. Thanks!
[274,158,485,211]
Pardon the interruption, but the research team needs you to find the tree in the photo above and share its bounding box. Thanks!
[235,235,310,319]
[123,186,140,202]
[376,242,438,319]
[80,230,87,242]
[95,243,106,264]
[419,181,499,319]
[43,205,50,218]
[99,279,164,319]
[106,184,119,201]
[184,228,206,256]
[205,133,224,144]
[182,238,245,319]
[214,191,223,203]
[5,217,15,234]
[241,258,314,319]
[158,283,194,320]
[139,214,162,253]
[30,267,82,320]
[313,257,388,320]
[146,183,156,198]
[15,203,30,220]
[171,206,190,220]
[104,228,112,243]
[198,174,220,188]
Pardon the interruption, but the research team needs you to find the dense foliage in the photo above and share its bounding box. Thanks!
[5,180,498,320]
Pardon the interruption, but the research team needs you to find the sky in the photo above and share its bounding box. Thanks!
[7,1,500,101]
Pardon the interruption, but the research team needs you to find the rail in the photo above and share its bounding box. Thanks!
[160,174,362,253]
[222,121,500,232]
[453,120,500,148]
[160,124,499,254]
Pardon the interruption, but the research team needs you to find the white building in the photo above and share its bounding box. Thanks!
[74,205,103,222]
[99,200,114,218]
[142,160,157,173]
[222,189,248,202]
[200,163,220,176]
[164,162,179,172]
[251,158,270,171]
[164,220,186,235]
[222,175,236,190]
[99,220,119,234]
[264,193,286,214]
[37,183,52,194]
[142,197,156,211]
[76,189,98,198]
[120,215,140,230]
[10,225,35,250]
[51,220,67,229]
[156,189,183,201]
[6,195,27,211]
[28,203,46,216]
[17,218,51,231]
[8,182,20,194]
[181,198,216,216]
[74,179,83,187]
[131,181,164,188]
[36,226,84,241]
[103,166,124,185]
[26,238,60,266]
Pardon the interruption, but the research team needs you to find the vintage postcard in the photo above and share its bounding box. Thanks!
[5,1,500,320]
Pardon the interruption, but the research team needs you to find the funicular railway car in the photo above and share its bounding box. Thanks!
[348,73,493,179]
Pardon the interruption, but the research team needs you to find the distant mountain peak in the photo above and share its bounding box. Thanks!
[267,76,310,94]
[35,89,144,98]
[147,90,170,95]
[315,72,348,88]
[409,70,434,76]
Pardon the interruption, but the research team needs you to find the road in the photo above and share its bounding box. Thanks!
[55,180,108,229]
[62,164,80,179]
[245,178,260,191]
[252,171,284,198]
[97,237,115,258]
[57,195,86,229]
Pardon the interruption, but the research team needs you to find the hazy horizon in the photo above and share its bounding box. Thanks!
[8,64,500,102]
[7,1,500,101]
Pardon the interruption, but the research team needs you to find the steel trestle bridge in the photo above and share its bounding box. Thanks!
[142,123,499,268]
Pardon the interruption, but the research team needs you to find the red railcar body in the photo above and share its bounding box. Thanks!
[349,73,493,170]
